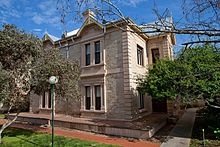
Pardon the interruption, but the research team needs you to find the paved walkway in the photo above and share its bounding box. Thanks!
[160,108,198,147]
[0,119,160,147]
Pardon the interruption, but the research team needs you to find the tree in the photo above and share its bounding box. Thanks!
[0,24,41,143]
[178,45,220,106]
[0,66,10,107]
[32,48,80,115]
[56,0,220,45]
[137,44,220,108]
[0,24,80,143]
[137,59,194,102]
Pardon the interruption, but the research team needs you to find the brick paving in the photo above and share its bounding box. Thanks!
[0,119,160,147]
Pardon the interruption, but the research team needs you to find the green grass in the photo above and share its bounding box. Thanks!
[1,128,120,147]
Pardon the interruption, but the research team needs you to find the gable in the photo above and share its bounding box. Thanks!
[76,16,104,38]
[42,33,60,44]
[78,24,103,40]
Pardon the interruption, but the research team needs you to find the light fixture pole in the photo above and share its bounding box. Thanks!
[49,76,58,147]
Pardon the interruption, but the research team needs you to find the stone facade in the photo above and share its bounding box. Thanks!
[30,11,175,120]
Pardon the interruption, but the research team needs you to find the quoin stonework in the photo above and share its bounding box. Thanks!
[30,10,176,120]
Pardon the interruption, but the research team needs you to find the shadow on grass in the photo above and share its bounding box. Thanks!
[2,128,35,138]
[191,107,220,140]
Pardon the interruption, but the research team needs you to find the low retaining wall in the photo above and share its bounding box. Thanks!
[9,114,167,139]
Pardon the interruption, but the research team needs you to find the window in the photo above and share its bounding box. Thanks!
[85,86,91,110]
[42,92,46,108]
[48,91,51,109]
[66,48,69,59]
[151,48,160,64]
[41,91,51,109]
[95,41,101,64]
[138,92,144,109]
[95,85,101,110]
[85,44,90,66]
[137,45,143,65]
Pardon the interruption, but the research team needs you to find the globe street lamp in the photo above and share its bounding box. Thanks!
[49,76,58,147]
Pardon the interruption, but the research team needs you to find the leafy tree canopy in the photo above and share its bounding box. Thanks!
[138,45,220,105]
[0,24,80,106]
[0,24,41,109]
[0,24,80,143]
[32,48,80,101]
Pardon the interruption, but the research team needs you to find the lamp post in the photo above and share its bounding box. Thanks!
[49,76,58,147]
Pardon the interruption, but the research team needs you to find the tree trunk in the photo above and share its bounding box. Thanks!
[0,130,2,144]
[0,106,19,144]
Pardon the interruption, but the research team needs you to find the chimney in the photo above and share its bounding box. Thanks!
[82,9,95,20]
[62,31,67,38]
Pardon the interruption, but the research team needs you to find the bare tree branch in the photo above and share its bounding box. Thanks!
[56,0,220,45]
[206,100,220,109]
[182,39,220,45]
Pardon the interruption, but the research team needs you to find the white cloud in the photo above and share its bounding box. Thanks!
[32,15,44,24]
[0,0,12,8]
[122,0,147,7]
[29,0,61,26]
[33,28,42,32]
[0,0,21,18]
[38,0,57,16]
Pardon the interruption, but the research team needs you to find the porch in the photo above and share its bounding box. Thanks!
[9,112,167,139]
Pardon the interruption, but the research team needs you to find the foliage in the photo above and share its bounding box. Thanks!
[0,24,80,142]
[1,128,119,147]
[137,59,194,101]
[0,24,80,109]
[0,66,10,103]
[178,45,220,103]
[214,128,220,140]
[138,45,220,104]
[31,48,80,101]
[0,24,42,144]
[0,24,41,110]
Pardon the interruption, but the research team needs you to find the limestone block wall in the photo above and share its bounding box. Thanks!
[104,28,128,119]
[55,96,81,116]
[167,35,174,60]
[30,91,81,116]
[147,35,173,65]
[126,29,152,119]
[29,92,40,113]
[69,43,81,62]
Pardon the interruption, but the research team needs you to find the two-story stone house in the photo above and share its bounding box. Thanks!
[30,10,175,120]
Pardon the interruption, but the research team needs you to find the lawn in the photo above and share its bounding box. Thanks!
[190,107,220,147]
[1,127,120,147]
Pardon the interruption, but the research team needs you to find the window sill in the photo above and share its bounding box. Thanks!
[139,108,146,113]
[39,108,52,110]
[81,63,104,69]
[80,109,105,113]
[137,64,145,68]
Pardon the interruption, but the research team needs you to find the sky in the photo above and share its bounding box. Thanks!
[0,0,189,53]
